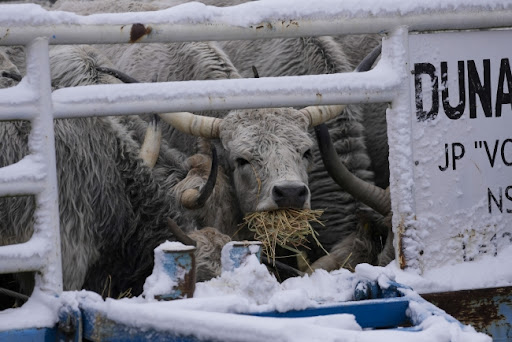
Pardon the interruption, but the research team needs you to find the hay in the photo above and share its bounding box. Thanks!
[243,208,328,269]
[101,274,133,299]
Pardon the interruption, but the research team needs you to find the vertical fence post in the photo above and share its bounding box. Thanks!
[25,37,63,295]
[383,27,417,271]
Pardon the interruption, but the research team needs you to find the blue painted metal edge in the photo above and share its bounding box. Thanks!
[247,297,411,329]
[81,307,206,342]
[0,327,57,342]
[80,297,411,342]
[0,303,82,342]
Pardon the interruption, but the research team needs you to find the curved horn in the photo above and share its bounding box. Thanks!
[139,115,162,168]
[301,105,347,127]
[166,218,197,247]
[95,68,163,168]
[95,68,221,157]
[96,66,140,84]
[159,112,221,139]
[1,71,22,82]
[252,65,260,78]
[261,256,305,277]
[314,123,391,216]
[95,67,223,139]
[355,43,382,73]
[300,43,383,127]
[181,146,218,209]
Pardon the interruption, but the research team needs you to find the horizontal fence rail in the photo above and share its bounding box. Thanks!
[50,69,399,119]
[0,1,512,44]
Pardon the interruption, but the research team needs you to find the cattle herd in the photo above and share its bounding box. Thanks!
[0,0,393,305]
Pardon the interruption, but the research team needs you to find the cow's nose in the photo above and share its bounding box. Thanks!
[272,183,308,209]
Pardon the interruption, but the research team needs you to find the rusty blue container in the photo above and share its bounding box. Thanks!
[221,241,262,272]
[154,246,196,301]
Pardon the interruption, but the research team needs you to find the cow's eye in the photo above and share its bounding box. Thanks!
[236,157,250,167]
[303,149,312,160]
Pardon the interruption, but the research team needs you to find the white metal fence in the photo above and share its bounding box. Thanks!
[0,0,511,299]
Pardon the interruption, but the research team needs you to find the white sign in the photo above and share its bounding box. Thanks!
[408,30,512,272]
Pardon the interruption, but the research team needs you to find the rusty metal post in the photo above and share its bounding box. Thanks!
[154,246,196,301]
[221,241,262,272]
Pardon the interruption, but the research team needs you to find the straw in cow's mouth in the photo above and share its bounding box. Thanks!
[242,208,328,269]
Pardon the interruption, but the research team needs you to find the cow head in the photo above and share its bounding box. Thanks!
[160,104,345,216]
[158,43,382,217]
[219,107,313,213]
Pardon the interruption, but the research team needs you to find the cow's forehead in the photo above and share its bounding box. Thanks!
[220,108,310,138]
[219,108,313,157]
[226,107,308,125]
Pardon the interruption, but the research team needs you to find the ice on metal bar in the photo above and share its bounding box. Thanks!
[0,237,50,274]
[0,155,47,196]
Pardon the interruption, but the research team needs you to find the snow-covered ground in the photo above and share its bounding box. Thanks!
[0,253,495,341]
[3,238,509,341]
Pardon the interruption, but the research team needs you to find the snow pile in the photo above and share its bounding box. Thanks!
[73,257,491,341]
[0,248,493,340]
[389,243,512,293]
[196,253,363,312]
[0,289,61,331]
[201,254,281,307]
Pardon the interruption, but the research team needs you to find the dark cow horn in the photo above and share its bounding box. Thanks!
[166,218,197,247]
[252,65,260,78]
[0,287,29,302]
[181,145,218,210]
[95,67,223,139]
[315,123,391,217]
[1,71,22,82]
[97,67,163,168]
[355,43,382,72]
[261,256,305,277]
[95,66,140,83]
[300,43,382,127]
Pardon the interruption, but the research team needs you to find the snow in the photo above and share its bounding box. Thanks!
[0,255,493,340]
[0,0,510,340]
[390,244,512,293]
[0,154,46,183]
[0,288,61,331]
[0,0,510,27]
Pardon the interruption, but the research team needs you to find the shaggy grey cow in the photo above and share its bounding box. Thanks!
[50,0,393,273]
[0,46,230,300]
[216,34,390,270]
[164,0,392,270]
[108,47,391,274]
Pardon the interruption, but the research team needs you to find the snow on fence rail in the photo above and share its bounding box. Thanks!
[0,1,512,44]
[0,0,512,302]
